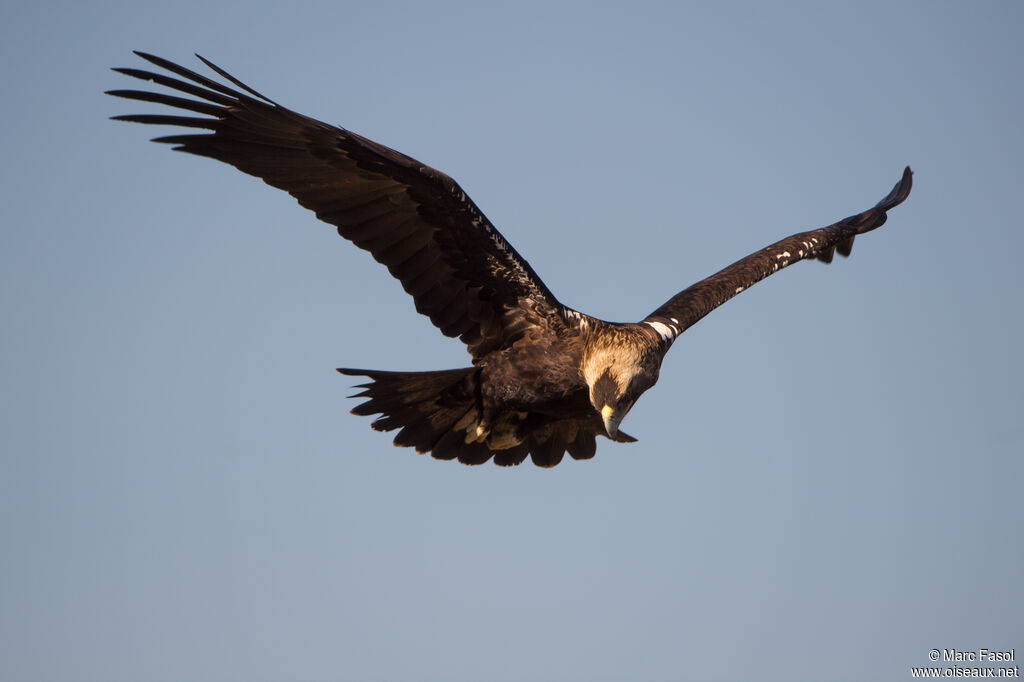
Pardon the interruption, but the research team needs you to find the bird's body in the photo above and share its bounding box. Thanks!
[109,52,912,467]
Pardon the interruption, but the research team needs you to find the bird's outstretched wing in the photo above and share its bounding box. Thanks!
[108,52,569,357]
[641,167,913,343]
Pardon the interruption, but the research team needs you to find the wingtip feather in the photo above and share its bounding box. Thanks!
[875,166,913,211]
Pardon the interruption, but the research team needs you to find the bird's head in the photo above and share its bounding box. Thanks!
[583,341,661,439]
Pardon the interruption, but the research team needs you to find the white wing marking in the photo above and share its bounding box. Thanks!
[645,320,678,342]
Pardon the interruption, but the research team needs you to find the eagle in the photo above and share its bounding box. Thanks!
[109,52,913,467]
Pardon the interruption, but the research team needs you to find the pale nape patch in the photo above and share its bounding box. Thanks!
[582,345,642,396]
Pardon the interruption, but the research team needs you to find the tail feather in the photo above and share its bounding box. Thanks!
[493,443,531,467]
[426,430,466,461]
[529,432,566,468]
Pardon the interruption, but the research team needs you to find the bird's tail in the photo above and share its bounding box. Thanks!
[337,367,499,464]
[338,367,617,467]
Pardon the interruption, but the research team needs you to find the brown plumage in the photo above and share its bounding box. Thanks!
[108,52,913,467]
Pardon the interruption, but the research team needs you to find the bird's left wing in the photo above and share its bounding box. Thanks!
[108,52,571,357]
[640,167,913,344]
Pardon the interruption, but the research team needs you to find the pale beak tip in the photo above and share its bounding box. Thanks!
[601,404,619,438]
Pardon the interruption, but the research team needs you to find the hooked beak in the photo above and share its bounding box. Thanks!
[601,404,622,439]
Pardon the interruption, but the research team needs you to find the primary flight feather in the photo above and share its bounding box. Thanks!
[109,52,912,467]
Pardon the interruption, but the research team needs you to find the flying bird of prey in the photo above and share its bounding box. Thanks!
[109,52,912,467]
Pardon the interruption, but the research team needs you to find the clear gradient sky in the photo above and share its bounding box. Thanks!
[2,2,1021,681]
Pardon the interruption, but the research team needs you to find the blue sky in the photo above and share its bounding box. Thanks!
[2,2,1021,680]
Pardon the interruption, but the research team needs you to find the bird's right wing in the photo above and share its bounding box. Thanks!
[108,52,573,358]
[640,167,913,344]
